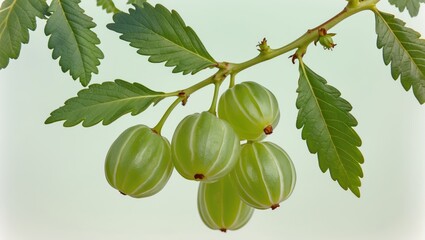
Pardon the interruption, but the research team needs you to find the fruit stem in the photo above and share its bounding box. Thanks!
[227,0,379,73]
[229,74,236,88]
[152,97,182,135]
[154,73,225,133]
[208,81,222,115]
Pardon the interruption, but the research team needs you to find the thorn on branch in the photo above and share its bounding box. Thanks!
[289,52,305,64]
[289,54,297,64]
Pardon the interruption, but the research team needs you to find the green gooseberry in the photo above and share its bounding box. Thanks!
[218,81,280,141]
[105,125,173,198]
[230,141,296,210]
[198,175,254,232]
[171,111,240,182]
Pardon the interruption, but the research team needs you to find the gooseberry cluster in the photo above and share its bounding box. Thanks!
[104,81,296,232]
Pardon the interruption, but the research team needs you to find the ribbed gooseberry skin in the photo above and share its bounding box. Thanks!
[198,176,254,232]
[218,81,280,141]
[171,111,240,182]
[230,141,296,210]
[104,125,173,198]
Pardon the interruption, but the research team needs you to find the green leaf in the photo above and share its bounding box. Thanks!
[45,0,104,86]
[45,80,166,127]
[375,10,425,104]
[388,0,425,17]
[296,62,364,197]
[107,2,216,75]
[127,0,147,7]
[0,0,48,69]
[97,0,120,14]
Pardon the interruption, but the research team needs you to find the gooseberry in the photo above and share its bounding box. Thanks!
[104,125,173,198]
[171,111,240,182]
[198,176,254,232]
[218,81,280,141]
[230,141,296,210]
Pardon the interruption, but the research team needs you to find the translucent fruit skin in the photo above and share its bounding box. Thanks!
[218,81,280,141]
[104,125,173,198]
[230,141,296,210]
[171,111,240,182]
[198,176,254,232]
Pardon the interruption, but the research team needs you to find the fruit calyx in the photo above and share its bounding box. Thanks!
[194,174,205,180]
[264,125,273,135]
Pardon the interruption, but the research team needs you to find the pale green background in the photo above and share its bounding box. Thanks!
[1,0,424,239]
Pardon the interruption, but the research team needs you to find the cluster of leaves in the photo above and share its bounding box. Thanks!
[1,0,425,197]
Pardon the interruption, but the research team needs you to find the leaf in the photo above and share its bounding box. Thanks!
[45,0,104,86]
[97,0,120,14]
[0,0,48,69]
[388,0,425,17]
[107,2,216,75]
[45,80,166,127]
[127,0,147,7]
[375,10,425,104]
[296,62,364,197]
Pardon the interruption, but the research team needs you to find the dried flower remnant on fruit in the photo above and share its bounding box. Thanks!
[314,28,337,50]
[264,125,273,135]
[194,173,205,180]
[271,203,280,210]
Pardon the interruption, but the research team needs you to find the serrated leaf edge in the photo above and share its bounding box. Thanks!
[374,10,425,104]
[45,0,104,86]
[45,79,167,127]
[297,61,363,197]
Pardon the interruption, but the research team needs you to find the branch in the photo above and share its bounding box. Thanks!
[228,0,380,74]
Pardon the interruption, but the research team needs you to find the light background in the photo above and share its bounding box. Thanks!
[1,0,424,239]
